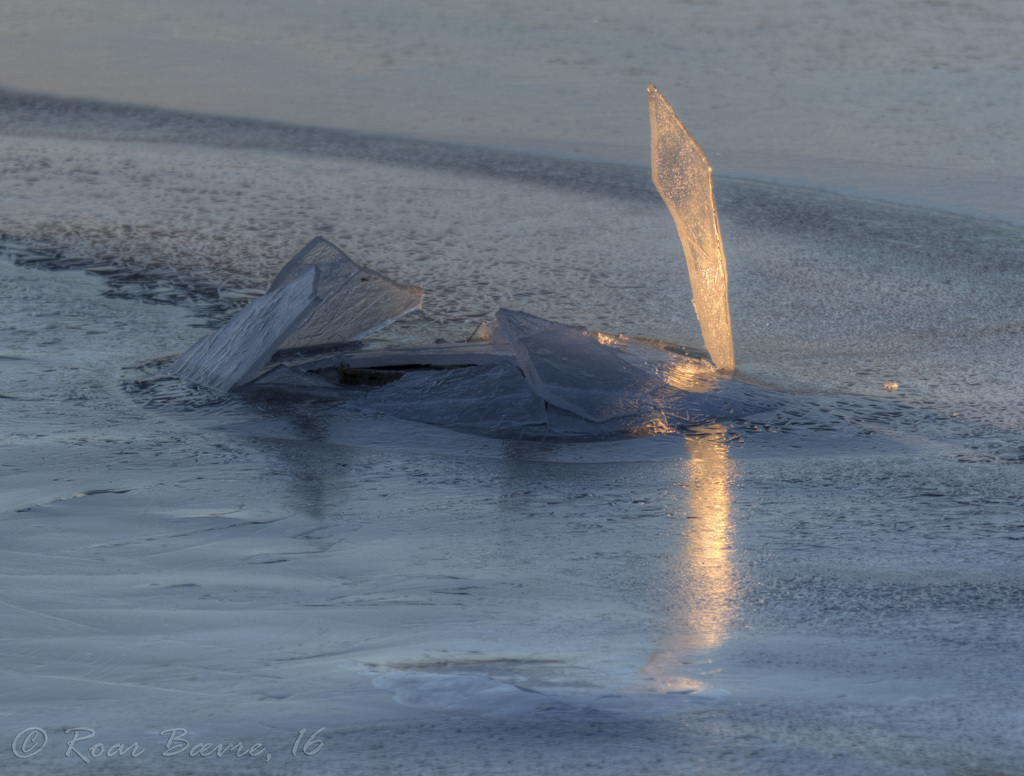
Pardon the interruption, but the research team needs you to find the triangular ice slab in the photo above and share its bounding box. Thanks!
[172,266,321,392]
[496,309,667,422]
[268,236,359,291]
[271,237,424,350]
[495,309,771,427]
[173,238,425,391]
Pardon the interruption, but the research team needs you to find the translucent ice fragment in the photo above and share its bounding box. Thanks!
[496,309,666,422]
[172,267,320,391]
[649,85,735,371]
[271,237,424,350]
[267,236,357,291]
[466,317,508,344]
[496,309,773,428]
[608,331,775,424]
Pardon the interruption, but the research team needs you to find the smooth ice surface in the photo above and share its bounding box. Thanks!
[171,266,320,391]
[649,86,734,370]
[270,237,425,350]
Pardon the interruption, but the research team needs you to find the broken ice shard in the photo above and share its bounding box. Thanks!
[172,238,424,391]
[495,309,771,428]
[172,266,320,392]
[495,308,669,422]
[270,237,424,350]
[649,85,735,371]
[352,360,548,435]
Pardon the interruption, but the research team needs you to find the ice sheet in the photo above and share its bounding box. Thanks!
[267,236,361,291]
[5,39,1024,769]
[171,266,320,392]
[338,342,516,369]
[352,361,548,436]
[6,162,1024,775]
[172,238,425,391]
[496,308,668,422]
[4,0,1024,224]
[270,237,425,350]
[371,670,724,717]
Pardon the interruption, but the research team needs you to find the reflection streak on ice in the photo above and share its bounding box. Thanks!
[646,426,735,689]
[681,428,737,650]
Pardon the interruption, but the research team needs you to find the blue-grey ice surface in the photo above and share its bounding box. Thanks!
[3,88,1024,776]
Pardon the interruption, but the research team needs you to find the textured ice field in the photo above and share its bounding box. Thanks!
[2,0,1023,222]
[2,0,1024,772]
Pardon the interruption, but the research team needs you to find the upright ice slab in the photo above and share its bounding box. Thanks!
[649,85,735,371]
[171,266,321,392]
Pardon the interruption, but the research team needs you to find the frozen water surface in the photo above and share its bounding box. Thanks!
[3,118,1024,774]
[2,10,1024,769]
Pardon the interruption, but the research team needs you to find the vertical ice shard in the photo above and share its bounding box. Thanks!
[649,85,735,371]
[172,266,320,391]
[496,308,664,422]
[271,237,424,350]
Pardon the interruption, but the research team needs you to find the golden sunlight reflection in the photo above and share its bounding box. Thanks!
[644,425,736,690]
